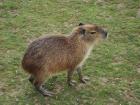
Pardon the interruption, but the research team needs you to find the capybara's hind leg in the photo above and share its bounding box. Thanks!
[33,72,54,96]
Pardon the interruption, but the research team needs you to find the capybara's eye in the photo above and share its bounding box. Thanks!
[90,32,96,34]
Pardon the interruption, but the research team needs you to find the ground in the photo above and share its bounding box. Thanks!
[0,0,140,105]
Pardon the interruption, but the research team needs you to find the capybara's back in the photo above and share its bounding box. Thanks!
[22,35,87,75]
[22,23,107,96]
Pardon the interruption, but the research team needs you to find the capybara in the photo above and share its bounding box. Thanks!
[22,23,108,96]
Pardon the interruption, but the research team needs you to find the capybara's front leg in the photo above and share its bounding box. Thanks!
[67,70,76,86]
[77,67,89,83]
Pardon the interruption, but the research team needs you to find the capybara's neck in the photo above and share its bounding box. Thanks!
[68,31,95,47]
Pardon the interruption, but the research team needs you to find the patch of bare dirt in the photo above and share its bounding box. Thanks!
[0,81,6,96]
[83,0,91,3]
[107,98,118,105]
[0,64,4,71]
[95,0,106,5]
[136,63,140,74]
[76,83,86,90]
[137,68,140,73]
[136,8,140,18]
[112,56,124,65]
[53,84,64,93]
[117,3,125,10]
[123,89,140,103]
[99,77,109,86]
[8,9,18,17]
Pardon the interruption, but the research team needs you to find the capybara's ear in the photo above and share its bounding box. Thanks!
[79,27,85,35]
[79,23,84,26]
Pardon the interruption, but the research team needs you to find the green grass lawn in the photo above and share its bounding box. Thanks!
[0,0,140,105]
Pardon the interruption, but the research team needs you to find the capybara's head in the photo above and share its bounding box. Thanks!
[72,23,108,43]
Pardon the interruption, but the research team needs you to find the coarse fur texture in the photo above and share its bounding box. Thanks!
[22,23,107,96]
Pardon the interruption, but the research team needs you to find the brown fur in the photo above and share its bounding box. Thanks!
[22,24,107,90]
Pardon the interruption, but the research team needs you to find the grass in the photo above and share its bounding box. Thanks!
[0,0,140,105]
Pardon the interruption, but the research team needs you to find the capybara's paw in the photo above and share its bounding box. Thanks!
[42,90,55,97]
[68,82,75,86]
[80,77,89,84]
[68,80,77,86]
[80,78,87,84]
[35,85,55,97]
